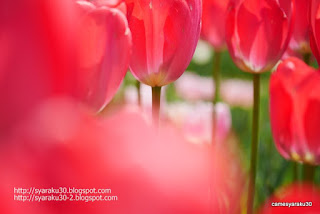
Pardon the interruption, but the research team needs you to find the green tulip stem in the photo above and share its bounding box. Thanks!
[247,73,261,214]
[212,51,222,144]
[293,162,298,181]
[136,80,141,106]
[152,86,162,129]
[303,52,311,65]
[304,164,316,182]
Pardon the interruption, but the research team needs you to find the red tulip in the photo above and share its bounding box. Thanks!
[226,0,294,73]
[125,0,202,86]
[259,183,320,214]
[288,0,310,54]
[75,0,132,111]
[201,0,229,50]
[310,0,320,65]
[270,57,320,164]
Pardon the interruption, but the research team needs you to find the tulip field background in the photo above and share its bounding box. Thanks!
[110,46,320,207]
[195,52,320,205]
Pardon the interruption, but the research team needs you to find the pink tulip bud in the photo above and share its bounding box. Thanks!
[270,57,320,165]
[125,0,202,86]
[201,0,230,50]
[226,0,294,73]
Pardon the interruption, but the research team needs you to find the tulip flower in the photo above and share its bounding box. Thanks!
[0,0,132,137]
[310,0,320,65]
[125,0,201,86]
[287,0,310,56]
[124,0,202,125]
[270,57,320,166]
[259,183,320,214]
[225,1,294,213]
[201,0,229,51]
[226,0,294,73]
[75,0,132,112]
[0,98,244,214]
[0,0,79,137]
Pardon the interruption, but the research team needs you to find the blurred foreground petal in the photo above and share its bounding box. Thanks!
[0,97,245,214]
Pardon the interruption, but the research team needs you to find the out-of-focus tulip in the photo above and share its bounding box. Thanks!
[0,98,244,214]
[165,101,231,144]
[0,0,79,137]
[209,142,245,214]
[125,0,202,86]
[76,0,132,112]
[221,79,253,108]
[282,46,303,60]
[282,0,310,60]
[270,57,320,164]
[175,72,214,102]
[259,183,320,214]
[226,0,294,73]
[288,0,310,55]
[310,0,320,65]
[0,0,132,137]
[0,32,10,80]
[174,72,253,108]
[201,0,229,50]
[0,98,209,214]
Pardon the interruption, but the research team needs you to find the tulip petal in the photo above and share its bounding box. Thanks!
[270,71,293,159]
[201,0,229,50]
[76,2,132,112]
